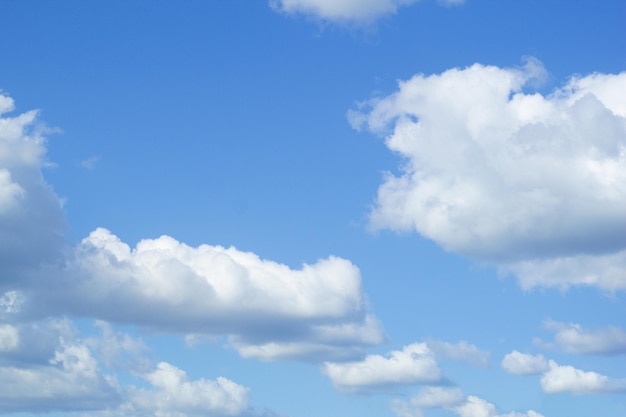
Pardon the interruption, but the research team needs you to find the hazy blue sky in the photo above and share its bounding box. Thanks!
[0,1,624,417]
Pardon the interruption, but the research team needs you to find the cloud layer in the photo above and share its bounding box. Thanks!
[350,59,626,290]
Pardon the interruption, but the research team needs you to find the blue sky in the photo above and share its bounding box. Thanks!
[0,1,625,416]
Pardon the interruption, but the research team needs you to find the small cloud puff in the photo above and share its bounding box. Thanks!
[322,343,442,393]
[269,0,464,24]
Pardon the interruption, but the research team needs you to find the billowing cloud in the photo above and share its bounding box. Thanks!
[0,93,66,290]
[350,59,626,290]
[322,343,442,393]
[392,388,543,417]
[0,93,383,363]
[536,320,626,355]
[540,360,626,394]
[24,227,383,361]
[126,362,249,417]
[501,351,549,375]
[426,339,489,367]
[269,0,464,23]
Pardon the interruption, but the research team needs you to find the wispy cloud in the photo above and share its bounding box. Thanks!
[80,155,100,170]
[269,0,465,24]
[536,320,626,355]
[426,339,490,367]
[501,351,549,375]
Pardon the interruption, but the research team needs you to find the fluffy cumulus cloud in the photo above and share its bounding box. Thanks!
[0,318,256,416]
[322,343,442,393]
[537,320,626,355]
[501,350,626,395]
[0,93,65,291]
[350,59,626,290]
[501,351,549,375]
[0,92,384,362]
[269,0,464,23]
[29,227,383,361]
[125,362,249,417]
[392,388,543,417]
[540,360,626,394]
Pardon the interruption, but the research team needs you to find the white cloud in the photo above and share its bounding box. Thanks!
[392,389,542,417]
[454,396,543,417]
[80,155,100,170]
[126,362,249,417]
[23,227,383,362]
[501,351,549,375]
[0,318,260,416]
[351,59,626,290]
[86,321,149,372]
[0,93,66,291]
[270,0,418,22]
[269,0,464,23]
[426,339,489,367]
[392,386,464,417]
[0,169,23,213]
[502,350,626,395]
[0,339,120,413]
[540,360,626,394]
[504,250,626,291]
[0,324,18,352]
[538,320,626,355]
[230,314,385,361]
[322,343,441,393]
[0,92,384,363]
[16,222,379,360]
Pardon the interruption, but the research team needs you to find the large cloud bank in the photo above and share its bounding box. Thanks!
[350,59,626,290]
[0,92,383,363]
